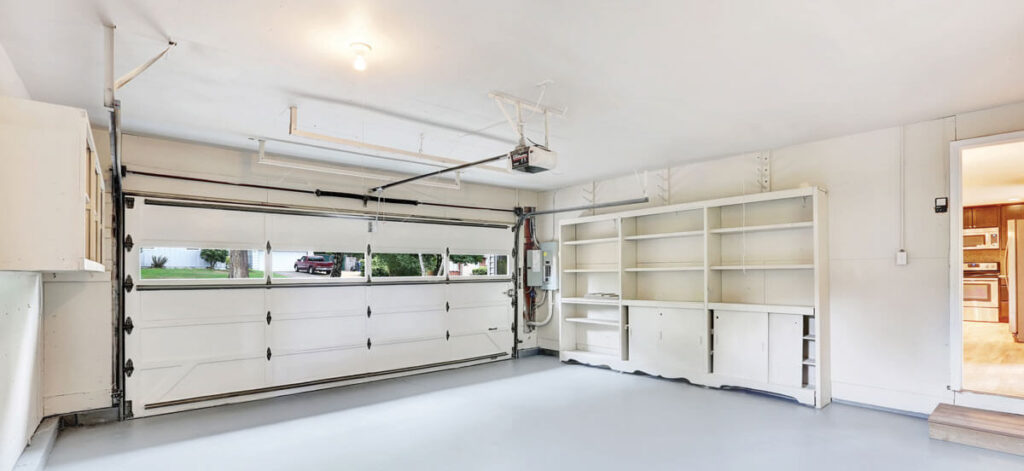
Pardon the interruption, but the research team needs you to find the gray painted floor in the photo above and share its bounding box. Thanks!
[47,356,1024,470]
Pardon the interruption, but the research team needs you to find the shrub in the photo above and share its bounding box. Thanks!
[200,249,228,269]
[151,255,168,269]
[472,267,488,275]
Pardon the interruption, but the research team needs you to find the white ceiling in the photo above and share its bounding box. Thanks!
[2,1,1024,191]
[963,140,1024,206]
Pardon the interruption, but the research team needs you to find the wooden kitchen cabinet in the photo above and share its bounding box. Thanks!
[964,205,1001,229]
[0,96,105,272]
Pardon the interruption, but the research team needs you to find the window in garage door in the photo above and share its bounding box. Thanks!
[139,246,264,280]
[270,250,366,280]
[370,251,444,279]
[447,253,509,278]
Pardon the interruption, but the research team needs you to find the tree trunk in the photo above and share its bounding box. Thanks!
[229,250,250,278]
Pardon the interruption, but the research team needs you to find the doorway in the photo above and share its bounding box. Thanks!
[950,131,1024,402]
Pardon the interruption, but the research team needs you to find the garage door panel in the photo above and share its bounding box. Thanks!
[446,282,509,305]
[368,284,444,313]
[266,214,368,250]
[136,322,266,362]
[137,202,266,246]
[138,290,264,323]
[270,347,367,386]
[271,316,366,351]
[267,286,367,315]
[369,311,446,341]
[449,306,509,335]
[131,356,267,412]
[450,330,512,359]
[370,338,448,371]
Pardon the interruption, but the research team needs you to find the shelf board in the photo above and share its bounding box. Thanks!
[710,221,813,234]
[564,317,620,327]
[708,302,814,316]
[561,297,620,306]
[803,335,816,341]
[563,268,619,273]
[563,237,618,246]
[802,359,816,366]
[561,349,620,359]
[710,264,813,271]
[621,299,705,309]
[624,266,703,272]
[624,230,703,241]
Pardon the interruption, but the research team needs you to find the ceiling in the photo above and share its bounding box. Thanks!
[2,1,1024,191]
[963,140,1024,206]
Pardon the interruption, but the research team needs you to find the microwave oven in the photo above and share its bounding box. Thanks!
[964,227,999,250]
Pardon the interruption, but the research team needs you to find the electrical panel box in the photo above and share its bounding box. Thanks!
[526,242,558,290]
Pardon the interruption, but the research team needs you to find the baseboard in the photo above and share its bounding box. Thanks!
[14,417,59,471]
[831,380,953,415]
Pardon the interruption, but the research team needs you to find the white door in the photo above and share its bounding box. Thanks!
[712,309,768,382]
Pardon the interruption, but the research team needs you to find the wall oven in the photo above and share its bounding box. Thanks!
[964,263,1000,322]
[964,227,1000,250]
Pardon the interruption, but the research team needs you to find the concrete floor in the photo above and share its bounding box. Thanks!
[47,356,1023,470]
[963,321,1024,398]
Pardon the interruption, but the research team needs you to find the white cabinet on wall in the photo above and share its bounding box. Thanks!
[0,96,105,272]
[559,187,830,408]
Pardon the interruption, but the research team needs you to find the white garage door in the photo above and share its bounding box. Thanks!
[123,197,514,417]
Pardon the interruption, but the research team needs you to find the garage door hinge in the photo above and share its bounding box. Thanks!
[266,347,272,361]
[367,306,372,318]
[124,234,134,252]
[445,301,450,312]
[266,240,272,251]
[124,275,134,292]
[367,338,372,349]
[124,359,134,377]
[125,197,134,209]
[266,311,272,325]
[124,317,134,334]
[446,330,450,341]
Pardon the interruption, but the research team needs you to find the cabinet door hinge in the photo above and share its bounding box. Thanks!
[124,234,134,252]
[124,359,134,377]
[124,275,134,292]
[124,316,134,334]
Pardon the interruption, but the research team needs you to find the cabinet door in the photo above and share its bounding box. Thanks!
[768,313,803,387]
[713,310,768,382]
[628,307,660,369]
[659,308,709,375]
[973,206,1001,228]
[963,208,974,229]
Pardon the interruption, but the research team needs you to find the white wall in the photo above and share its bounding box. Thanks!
[0,41,28,99]
[0,272,43,471]
[536,100,1024,415]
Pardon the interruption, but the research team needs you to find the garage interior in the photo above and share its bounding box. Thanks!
[4,1,1024,470]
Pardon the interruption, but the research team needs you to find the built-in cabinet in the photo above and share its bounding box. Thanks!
[964,205,1001,229]
[0,96,105,272]
[558,187,830,408]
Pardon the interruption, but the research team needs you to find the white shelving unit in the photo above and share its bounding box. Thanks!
[558,187,830,408]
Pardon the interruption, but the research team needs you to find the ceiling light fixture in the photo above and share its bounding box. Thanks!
[1010,198,1021,202]
[350,42,372,71]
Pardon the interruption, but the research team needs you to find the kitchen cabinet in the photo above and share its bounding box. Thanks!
[628,307,708,376]
[964,205,1001,229]
[0,96,105,272]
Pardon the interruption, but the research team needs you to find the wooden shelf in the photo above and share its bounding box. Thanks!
[803,335,816,341]
[622,299,705,309]
[624,266,703,272]
[563,237,618,246]
[564,268,619,273]
[802,358,816,366]
[708,302,813,316]
[711,264,813,270]
[561,297,620,306]
[564,317,619,327]
[624,230,703,241]
[710,221,813,234]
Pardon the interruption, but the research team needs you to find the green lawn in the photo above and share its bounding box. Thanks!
[141,268,281,279]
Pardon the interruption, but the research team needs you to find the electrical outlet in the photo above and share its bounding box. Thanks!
[896,249,908,266]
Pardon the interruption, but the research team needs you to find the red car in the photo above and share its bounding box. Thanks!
[294,255,334,274]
